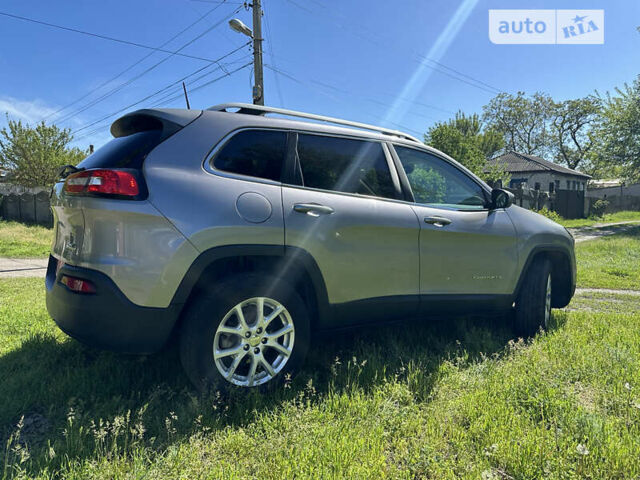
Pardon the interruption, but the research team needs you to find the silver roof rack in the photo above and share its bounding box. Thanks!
[208,102,421,144]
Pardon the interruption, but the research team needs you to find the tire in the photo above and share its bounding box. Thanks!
[514,258,553,337]
[179,273,311,392]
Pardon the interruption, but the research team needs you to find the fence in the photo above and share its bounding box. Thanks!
[587,183,640,213]
[504,186,587,219]
[0,185,53,227]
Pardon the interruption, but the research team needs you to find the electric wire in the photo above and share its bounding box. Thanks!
[264,64,423,136]
[0,10,235,63]
[61,5,243,128]
[72,50,249,136]
[73,61,252,141]
[42,2,232,122]
[263,1,284,106]
[283,0,501,96]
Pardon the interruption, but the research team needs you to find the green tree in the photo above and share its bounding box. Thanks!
[550,97,601,171]
[482,91,554,156]
[406,165,447,203]
[425,111,506,182]
[593,76,640,182]
[0,117,87,187]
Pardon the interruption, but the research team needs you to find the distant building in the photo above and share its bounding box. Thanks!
[588,178,623,189]
[486,151,591,193]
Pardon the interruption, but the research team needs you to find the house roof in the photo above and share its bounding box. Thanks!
[487,151,592,178]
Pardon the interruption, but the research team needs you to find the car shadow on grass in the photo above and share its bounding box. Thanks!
[0,312,549,475]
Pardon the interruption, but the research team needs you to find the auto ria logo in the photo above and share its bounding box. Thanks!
[489,10,604,44]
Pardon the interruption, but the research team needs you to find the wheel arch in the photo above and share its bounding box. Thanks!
[169,245,330,332]
[514,246,575,308]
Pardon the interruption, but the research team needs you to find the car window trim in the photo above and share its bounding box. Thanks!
[388,143,492,212]
[203,127,289,186]
[286,131,403,202]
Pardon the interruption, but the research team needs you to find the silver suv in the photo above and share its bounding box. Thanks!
[46,103,576,390]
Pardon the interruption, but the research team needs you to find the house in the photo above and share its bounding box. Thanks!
[487,151,592,193]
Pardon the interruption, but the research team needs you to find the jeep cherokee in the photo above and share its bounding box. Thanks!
[46,103,576,390]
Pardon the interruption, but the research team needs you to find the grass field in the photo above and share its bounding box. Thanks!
[0,222,52,258]
[2,228,640,478]
[575,226,640,290]
[559,210,640,228]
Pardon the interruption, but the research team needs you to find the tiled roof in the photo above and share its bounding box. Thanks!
[487,151,591,178]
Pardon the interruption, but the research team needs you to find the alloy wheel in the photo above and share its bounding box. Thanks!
[213,297,295,387]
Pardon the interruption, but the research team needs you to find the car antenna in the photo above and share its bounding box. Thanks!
[182,82,191,109]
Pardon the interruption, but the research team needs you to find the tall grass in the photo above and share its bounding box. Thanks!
[0,221,52,258]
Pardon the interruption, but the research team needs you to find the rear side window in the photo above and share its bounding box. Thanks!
[295,134,397,199]
[78,130,163,170]
[213,130,286,182]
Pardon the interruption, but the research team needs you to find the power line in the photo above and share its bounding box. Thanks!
[57,6,244,126]
[265,63,451,118]
[73,54,250,139]
[72,47,249,136]
[148,55,251,107]
[189,0,244,3]
[263,1,284,106]
[73,61,252,140]
[264,64,426,135]
[149,59,253,108]
[43,2,231,122]
[283,0,501,96]
[0,10,236,63]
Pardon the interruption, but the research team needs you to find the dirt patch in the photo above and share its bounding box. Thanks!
[569,221,640,243]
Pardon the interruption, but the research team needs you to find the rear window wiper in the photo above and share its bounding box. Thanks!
[58,164,85,179]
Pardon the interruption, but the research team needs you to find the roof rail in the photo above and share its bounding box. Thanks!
[207,102,421,144]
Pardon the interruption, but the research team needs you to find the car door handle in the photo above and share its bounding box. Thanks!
[424,216,452,226]
[293,203,335,216]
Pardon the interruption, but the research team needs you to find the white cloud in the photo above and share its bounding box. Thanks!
[0,97,119,150]
[0,96,59,124]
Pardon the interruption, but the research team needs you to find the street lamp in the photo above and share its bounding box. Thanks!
[228,11,264,106]
[229,19,253,38]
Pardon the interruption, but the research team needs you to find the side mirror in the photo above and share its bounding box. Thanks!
[490,188,514,209]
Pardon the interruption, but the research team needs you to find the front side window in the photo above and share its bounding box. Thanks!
[213,130,286,181]
[295,134,398,199]
[395,146,488,210]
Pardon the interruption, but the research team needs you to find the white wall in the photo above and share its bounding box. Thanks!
[509,172,588,192]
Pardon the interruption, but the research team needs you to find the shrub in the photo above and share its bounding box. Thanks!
[591,199,609,218]
[536,207,563,223]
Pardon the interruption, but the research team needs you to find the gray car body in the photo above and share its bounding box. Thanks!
[49,106,575,337]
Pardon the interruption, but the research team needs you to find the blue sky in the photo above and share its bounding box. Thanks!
[0,0,638,149]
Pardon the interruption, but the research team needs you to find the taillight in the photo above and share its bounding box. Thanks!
[64,169,140,197]
[60,275,96,293]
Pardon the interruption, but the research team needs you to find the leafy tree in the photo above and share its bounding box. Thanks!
[426,122,485,175]
[482,91,554,156]
[406,165,446,203]
[425,111,506,183]
[0,117,87,187]
[593,77,640,182]
[550,97,601,170]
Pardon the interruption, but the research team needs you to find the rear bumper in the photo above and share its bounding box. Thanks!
[45,255,181,354]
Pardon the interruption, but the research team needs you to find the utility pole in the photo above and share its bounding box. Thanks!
[228,3,264,104]
[251,0,264,105]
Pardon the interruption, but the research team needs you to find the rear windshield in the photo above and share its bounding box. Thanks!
[78,130,163,170]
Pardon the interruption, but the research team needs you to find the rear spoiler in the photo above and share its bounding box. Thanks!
[110,109,203,138]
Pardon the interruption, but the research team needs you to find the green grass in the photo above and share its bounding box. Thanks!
[1,228,639,478]
[575,226,640,290]
[2,265,640,478]
[560,210,640,228]
[0,221,52,258]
